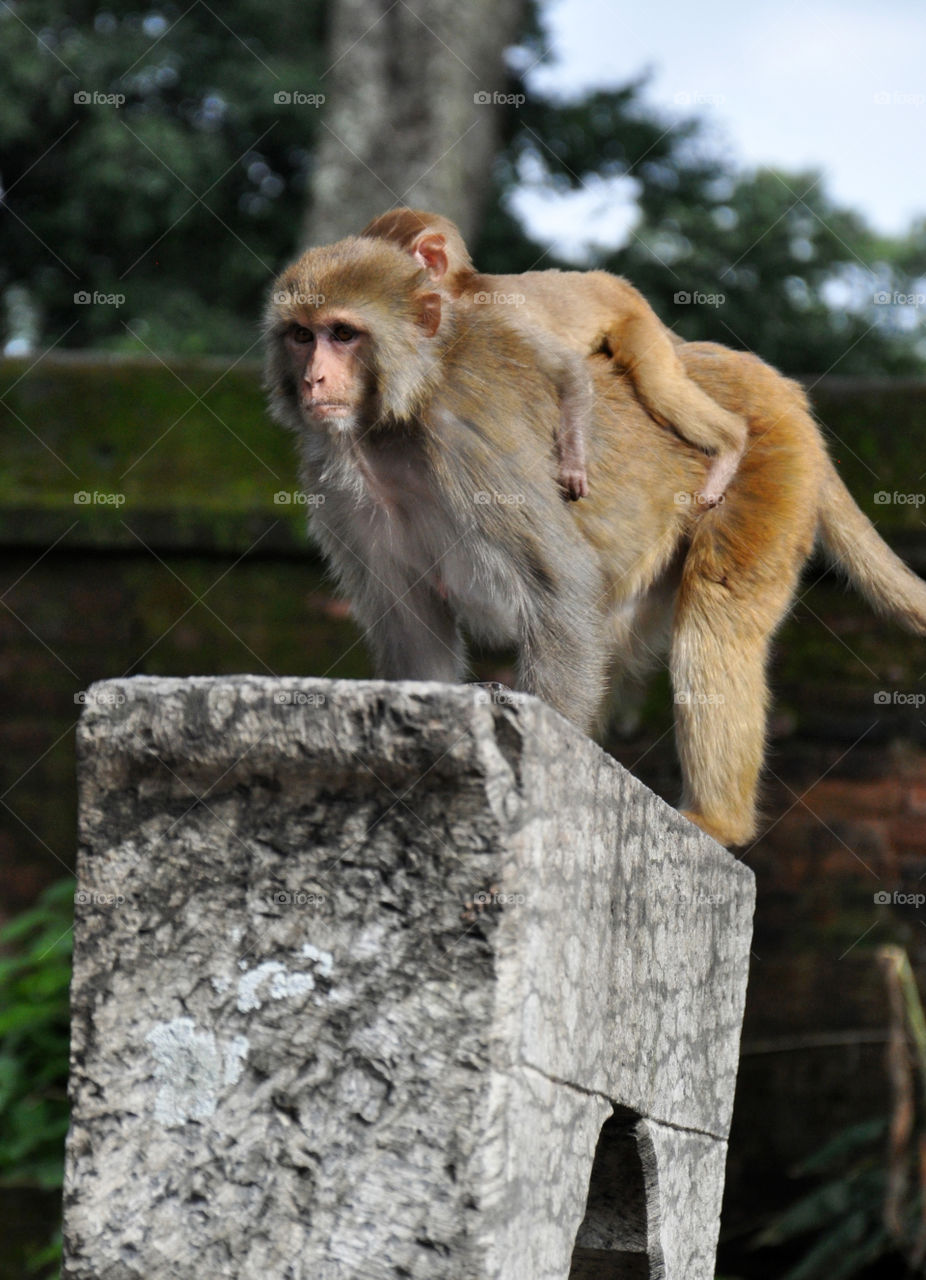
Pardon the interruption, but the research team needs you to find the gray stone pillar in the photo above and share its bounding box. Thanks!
[64,677,754,1280]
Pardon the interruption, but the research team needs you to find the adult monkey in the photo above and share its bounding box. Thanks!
[361,207,746,505]
[264,235,926,847]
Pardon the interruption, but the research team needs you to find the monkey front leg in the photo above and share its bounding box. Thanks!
[516,602,609,735]
[552,353,592,501]
[355,579,466,684]
[529,332,592,501]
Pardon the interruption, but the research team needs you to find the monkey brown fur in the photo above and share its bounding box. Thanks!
[265,235,926,847]
[362,207,748,505]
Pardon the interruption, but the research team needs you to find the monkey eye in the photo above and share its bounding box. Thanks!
[290,325,314,344]
[331,322,359,343]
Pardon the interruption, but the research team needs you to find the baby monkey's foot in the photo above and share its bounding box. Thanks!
[698,447,743,507]
[559,466,589,501]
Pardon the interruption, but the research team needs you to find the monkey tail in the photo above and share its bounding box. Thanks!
[817,460,926,634]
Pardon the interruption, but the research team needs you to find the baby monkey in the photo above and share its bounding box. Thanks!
[362,208,747,504]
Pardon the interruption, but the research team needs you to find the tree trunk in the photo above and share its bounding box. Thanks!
[302,0,525,248]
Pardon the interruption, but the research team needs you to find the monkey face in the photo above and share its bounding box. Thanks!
[283,314,374,432]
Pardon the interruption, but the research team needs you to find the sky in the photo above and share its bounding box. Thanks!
[513,0,926,261]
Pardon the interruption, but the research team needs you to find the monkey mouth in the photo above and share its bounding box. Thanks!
[304,399,351,418]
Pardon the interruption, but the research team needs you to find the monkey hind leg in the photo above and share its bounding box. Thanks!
[671,496,810,845]
[601,312,748,501]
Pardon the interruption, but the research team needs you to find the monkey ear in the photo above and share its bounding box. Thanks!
[416,292,442,338]
[413,233,449,281]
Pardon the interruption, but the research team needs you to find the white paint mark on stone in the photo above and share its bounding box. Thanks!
[145,1018,248,1126]
[236,948,333,1013]
[301,942,334,977]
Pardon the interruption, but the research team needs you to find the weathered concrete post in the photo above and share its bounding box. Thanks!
[64,676,754,1280]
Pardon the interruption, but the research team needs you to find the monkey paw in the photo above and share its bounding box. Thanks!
[560,469,589,501]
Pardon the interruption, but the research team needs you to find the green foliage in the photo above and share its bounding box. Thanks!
[0,0,327,354]
[753,952,926,1278]
[609,163,924,375]
[754,1120,894,1279]
[0,878,74,1191]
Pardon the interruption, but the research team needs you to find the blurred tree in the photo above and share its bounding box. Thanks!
[0,0,922,373]
[303,0,526,247]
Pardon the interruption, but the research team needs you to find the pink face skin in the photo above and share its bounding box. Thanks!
[284,314,370,427]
